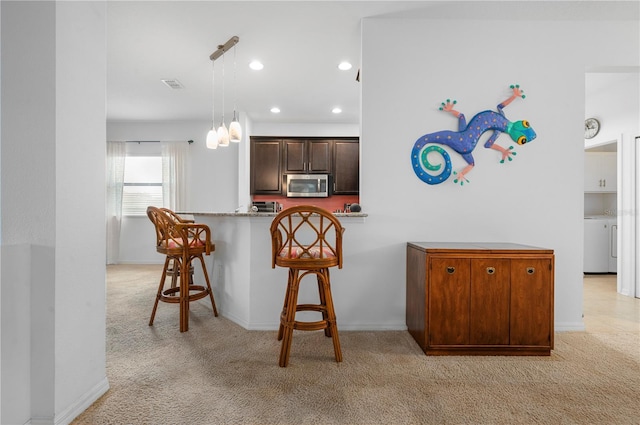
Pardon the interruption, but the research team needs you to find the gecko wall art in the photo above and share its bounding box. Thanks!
[411,84,536,185]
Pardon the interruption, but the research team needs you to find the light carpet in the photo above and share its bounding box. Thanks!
[72,265,640,425]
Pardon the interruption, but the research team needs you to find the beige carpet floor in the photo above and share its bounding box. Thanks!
[72,265,640,425]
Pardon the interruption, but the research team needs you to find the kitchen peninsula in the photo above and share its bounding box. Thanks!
[179,211,367,330]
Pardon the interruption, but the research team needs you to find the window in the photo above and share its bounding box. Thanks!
[122,156,162,216]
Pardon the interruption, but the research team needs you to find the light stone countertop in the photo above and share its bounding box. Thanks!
[178,211,368,218]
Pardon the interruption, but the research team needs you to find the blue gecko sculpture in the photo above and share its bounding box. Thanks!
[411,85,536,185]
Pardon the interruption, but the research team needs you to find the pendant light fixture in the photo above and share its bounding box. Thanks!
[205,58,218,149]
[206,36,239,150]
[229,43,242,143]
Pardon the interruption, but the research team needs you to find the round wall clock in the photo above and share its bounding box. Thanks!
[584,118,600,139]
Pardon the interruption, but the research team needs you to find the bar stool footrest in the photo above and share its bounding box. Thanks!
[292,320,330,332]
[160,285,210,304]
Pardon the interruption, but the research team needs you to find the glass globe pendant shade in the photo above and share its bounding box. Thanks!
[217,122,230,147]
[229,114,242,143]
[206,128,218,149]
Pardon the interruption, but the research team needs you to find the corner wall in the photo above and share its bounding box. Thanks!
[1,2,108,424]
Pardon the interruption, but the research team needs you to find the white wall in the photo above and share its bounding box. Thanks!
[585,72,639,148]
[1,2,57,422]
[251,122,359,137]
[1,2,108,424]
[55,4,109,420]
[359,13,638,332]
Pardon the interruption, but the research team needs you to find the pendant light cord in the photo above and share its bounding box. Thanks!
[221,52,225,126]
[211,59,215,128]
[233,44,238,117]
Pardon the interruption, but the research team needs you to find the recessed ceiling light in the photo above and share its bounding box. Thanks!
[249,61,264,70]
[332,107,342,114]
[338,62,352,71]
[270,107,280,113]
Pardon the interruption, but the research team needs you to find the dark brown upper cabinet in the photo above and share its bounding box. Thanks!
[333,139,359,194]
[283,139,332,174]
[250,137,359,195]
[250,138,283,194]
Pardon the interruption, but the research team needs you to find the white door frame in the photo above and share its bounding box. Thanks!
[617,133,639,298]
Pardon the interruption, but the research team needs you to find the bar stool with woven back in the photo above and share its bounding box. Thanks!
[270,205,345,367]
[147,206,218,332]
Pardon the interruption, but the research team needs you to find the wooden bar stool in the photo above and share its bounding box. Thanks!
[270,205,345,367]
[147,206,218,332]
[159,209,194,293]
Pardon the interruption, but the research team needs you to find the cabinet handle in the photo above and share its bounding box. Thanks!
[446,266,456,274]
[603,179,606,187]
[486,267,495,275]
[526,267,535,275]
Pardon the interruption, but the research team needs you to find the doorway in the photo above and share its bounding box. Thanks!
[584,71,639,299]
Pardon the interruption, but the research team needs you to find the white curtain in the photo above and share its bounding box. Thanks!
[161,141,188,211]
[106,141,126,264]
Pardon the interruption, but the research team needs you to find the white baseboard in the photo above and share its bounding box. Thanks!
[54,378,109,425]
[555,322,587,332]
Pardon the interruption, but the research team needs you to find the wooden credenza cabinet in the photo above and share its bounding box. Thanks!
[406,242,554,356]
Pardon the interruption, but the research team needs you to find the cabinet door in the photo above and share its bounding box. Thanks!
[308,140,332,173]
[283,139,306,173]
[250,139,282,194]
[584,152,600,192]
[333,139,359,194]
[600,152,617,191]
[584,152,617,192]
[510,258,553,346]
[470,258,510,345]
[283,139,332,174]
[429,257,470,345]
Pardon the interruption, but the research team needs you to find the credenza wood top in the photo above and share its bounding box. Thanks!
[407,242,553,254]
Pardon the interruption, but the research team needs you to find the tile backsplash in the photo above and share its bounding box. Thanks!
[253,194,361,213]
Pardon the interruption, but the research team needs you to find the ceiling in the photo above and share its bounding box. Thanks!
[107,1,639,126]
[107,1,425,125]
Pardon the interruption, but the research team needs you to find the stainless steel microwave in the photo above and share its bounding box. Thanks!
[285,174,329,198]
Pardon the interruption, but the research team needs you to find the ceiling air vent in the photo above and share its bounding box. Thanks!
[161,79,184,89]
